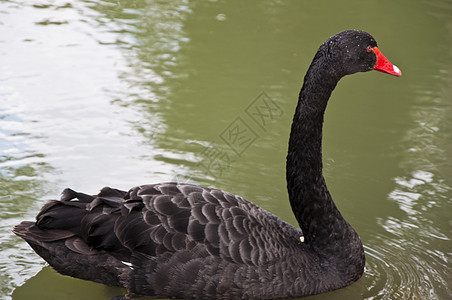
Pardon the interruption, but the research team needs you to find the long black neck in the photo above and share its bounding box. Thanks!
[286,49,358,251]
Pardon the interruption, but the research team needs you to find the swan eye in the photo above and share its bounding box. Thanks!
[366,46,372,52]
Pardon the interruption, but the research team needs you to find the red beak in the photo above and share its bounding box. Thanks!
[372,47,401,77]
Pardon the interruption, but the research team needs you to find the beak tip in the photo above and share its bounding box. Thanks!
[393,65,402,77]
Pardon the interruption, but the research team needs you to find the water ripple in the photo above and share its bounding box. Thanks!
[364,238,447,299]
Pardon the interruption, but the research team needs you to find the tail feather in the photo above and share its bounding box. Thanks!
[13,187,132,288]
[13,221,74,242]
[60,188,94,203]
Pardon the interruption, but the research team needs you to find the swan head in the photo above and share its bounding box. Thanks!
[324,30,401,77]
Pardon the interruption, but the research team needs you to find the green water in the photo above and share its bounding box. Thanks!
[1,0,451,299]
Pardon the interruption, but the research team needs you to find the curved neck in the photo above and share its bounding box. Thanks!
[286,53,354,248]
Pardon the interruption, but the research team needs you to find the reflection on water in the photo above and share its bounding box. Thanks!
[373,9,452,295]
[12,267,125,300]
[0,100,53,295]
[1,0,451,299]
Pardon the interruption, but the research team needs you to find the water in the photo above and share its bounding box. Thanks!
[1,0,451,299]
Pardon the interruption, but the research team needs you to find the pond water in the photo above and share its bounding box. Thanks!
[1,0,451,299]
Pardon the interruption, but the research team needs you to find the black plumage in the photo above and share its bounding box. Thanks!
[13,30,400,299]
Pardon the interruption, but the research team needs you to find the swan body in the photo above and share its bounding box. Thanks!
[14,30,400,299]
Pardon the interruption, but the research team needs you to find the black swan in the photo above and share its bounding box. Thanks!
[14,30,401,299]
